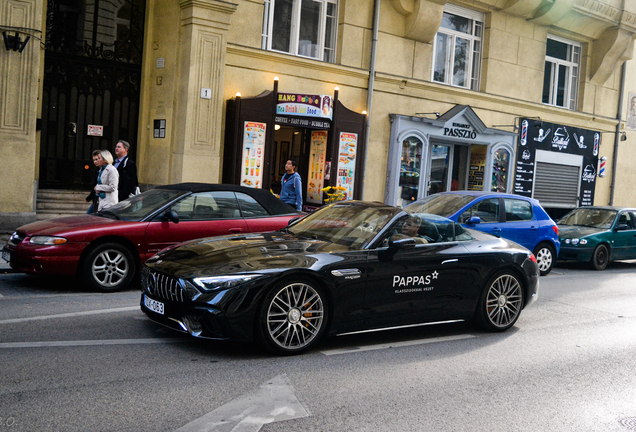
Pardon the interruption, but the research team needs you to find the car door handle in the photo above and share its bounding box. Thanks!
[491,228,501,232]
[530,226,538,230]
[228,228,243,233]
[442,259,458,264]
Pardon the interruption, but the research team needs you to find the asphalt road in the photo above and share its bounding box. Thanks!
[1,261,636,432]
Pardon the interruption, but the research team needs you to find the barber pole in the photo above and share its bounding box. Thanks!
[520,120,528,146]
[598,156,607,178]
[593,133,599,156]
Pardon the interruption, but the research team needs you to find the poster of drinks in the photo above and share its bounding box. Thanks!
[240,121,266,188]
[307,131,328,203]
[336,132,357,200]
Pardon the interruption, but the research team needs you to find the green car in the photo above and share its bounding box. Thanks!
[557,206,636,270]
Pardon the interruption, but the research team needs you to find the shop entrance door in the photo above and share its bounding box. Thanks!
[426,143,470,196]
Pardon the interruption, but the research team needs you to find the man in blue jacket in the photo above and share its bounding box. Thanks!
[280,159,303,211]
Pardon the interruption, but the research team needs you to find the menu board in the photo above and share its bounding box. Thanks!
[467,146,486,191]
[307,131,328,204]
[336,132,358,200]
[240,121,266,188]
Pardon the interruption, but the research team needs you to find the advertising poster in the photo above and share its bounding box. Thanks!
[515,118,599,206]
[307,131,328,204]
[336,132,358,200]
[467,146,487,191]
[240,121,266,188]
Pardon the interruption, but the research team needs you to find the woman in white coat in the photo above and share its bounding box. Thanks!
[93,149,119,211]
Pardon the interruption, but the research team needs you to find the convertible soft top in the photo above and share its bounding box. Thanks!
[157,183,304,216]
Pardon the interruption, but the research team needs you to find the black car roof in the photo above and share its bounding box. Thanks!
[157,183,303,216]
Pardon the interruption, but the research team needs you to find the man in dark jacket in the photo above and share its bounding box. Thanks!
[113,140,139,202]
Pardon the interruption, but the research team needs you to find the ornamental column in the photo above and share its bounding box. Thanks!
[171,0,237,183]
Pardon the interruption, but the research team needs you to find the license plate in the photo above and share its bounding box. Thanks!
[144,295,164,315]
[1,248,10,263]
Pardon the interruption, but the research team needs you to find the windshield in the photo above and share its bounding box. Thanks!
[404,194,476,217]
[98,189,186,221]
[288,203,398,248]
[558,208,617,229]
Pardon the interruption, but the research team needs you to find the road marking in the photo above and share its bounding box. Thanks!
[175,374,309,432]
[321,334,476,356]
[0,338,184,349]
[0,306,139,325]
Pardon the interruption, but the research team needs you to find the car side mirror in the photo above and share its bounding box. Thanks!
[164,210,179,224]
[615,223,629,231]
[466,216,481,225]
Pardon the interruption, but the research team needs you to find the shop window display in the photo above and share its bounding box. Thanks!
[491,148,510,192]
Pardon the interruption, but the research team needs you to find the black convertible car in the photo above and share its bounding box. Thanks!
[140,201,539,354]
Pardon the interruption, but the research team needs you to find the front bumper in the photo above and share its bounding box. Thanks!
[558,246,594,262]
[140,293,232,340]
[3,242,87,276]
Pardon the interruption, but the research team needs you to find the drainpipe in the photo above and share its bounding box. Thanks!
[610,61,626,206]
[361,0,381,199]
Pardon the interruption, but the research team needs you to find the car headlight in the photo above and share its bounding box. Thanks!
[192,274,263,292]
[563,238,587,246]
[29,236,68,245]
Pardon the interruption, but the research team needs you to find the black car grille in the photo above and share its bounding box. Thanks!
[141,267,185,302]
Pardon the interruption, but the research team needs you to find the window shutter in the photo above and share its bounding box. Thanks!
[533,162,580,208]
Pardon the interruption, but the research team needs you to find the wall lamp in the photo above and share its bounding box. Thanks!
[1,26,42,53]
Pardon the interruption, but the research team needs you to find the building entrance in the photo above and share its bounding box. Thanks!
[39,0,145,190]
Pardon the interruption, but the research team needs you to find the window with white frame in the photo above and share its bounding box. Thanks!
[262,0,338,63]
[432,5,483,91]
[542,35,581,110]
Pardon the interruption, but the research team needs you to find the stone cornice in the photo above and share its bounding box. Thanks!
[179,0,238,13]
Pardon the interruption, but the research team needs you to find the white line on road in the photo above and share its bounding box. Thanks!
[0,338,184,349]
[321,334,476,356]
[0,306,139,325]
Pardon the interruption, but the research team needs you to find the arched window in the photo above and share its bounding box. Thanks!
[491,147,510,192]
[398,136,423,207]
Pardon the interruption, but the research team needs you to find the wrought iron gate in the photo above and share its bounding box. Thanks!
[40,0,145,189]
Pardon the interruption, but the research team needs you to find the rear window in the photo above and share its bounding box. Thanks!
[503,198,533,222]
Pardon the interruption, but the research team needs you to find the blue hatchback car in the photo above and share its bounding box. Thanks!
[404,191,560,275]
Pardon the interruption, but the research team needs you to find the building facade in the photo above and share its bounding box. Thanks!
[2,0,636,228]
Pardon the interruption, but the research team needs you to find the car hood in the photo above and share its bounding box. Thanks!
[558,225,605,239]
[146,232,352,279]
[16,215,134,238]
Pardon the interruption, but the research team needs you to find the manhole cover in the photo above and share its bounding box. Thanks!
[618,417,636,430]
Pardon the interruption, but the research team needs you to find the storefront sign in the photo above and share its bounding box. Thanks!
[274,115,331,129]
[336,132,358,200]
[443,122,477,139]
[307,131,328,204]
[515,119,599,206]
[276,93,333,120]
[240,121,266,188]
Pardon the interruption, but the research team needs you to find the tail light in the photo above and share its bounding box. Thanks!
[528,253,538,263]
[552,225,559,236]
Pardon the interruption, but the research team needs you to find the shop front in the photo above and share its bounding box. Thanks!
[514,118,600,219]
[223,81,366,211]
[385,106,517,207]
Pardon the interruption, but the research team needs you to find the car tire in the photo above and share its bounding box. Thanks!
[591,244,609,271]
[533,242,555,276]
[81,242,136,292]
[473,270,524,332]
[257,278,328,355]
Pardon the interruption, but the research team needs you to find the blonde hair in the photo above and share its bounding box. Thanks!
[100,149,114,164]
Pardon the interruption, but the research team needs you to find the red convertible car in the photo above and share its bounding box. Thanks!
[2,184,302,292]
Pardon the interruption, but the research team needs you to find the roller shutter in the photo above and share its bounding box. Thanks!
[533,162,580,208]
